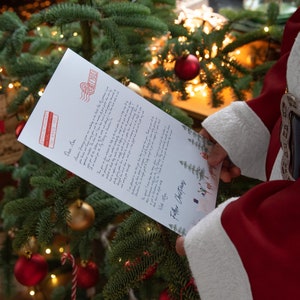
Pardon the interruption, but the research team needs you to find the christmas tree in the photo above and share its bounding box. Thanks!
[0,0,292,299]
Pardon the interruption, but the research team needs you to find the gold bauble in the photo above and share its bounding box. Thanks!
[17,236,39,256]
[67,200,95,231]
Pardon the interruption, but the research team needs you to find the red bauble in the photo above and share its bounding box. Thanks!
[141,263,158,280]
[174,52,200,81]
[77,260,99,289]
[14,253,48,286]
[15,120,27,138]
[159,289,172,300]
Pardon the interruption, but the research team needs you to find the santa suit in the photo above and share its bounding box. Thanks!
[184,8,300,300]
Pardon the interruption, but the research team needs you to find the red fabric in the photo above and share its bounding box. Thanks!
[246,8,300,179]
[221,179,300,299]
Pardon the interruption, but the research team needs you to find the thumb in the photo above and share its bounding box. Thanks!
[207,143,228,166]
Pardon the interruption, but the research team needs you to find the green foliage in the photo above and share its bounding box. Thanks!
[0,1,292,299]
[102,211,199,299]
[148,2,286,106]
[0,0,172,113]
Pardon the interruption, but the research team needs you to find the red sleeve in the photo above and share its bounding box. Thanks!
[247,8,300,133]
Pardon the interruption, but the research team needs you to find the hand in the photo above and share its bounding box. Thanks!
[175,236,186,256]
[200,129,241,183]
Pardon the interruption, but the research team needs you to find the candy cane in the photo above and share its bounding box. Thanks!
[61,252,78,300]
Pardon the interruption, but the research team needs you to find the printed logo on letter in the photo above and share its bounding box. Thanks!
[80,69,98,102]
[39,111,59,148]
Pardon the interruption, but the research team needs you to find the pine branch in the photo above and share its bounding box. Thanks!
[0,11,23,32]
[36,208,55,246]
[101,2,151,17]
[111,15,168,33]
[27,3,101,29]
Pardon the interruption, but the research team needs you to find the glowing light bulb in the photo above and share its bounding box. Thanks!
[51,274,58,285]
[45,248,51,254]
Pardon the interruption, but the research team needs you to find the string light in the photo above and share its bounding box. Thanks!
[38,88,44,97]
[51,274,58,285]
[45,248,51,254]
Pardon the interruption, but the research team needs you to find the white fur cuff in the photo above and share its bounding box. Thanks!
[184,198,253,300]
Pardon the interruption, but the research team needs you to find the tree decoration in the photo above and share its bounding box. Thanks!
[15,119,26,138]
[174,51,200,81]
[14,252,48,286]
[77,260,99,289]
[17,236,38,256]
[124,250,158,281]
[61,252,78,300]
[159,289,172,300]
[67,199,95,231]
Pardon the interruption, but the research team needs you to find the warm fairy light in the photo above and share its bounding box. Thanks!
[38,89,44,96]
[59,247,64,253]
[178,36,187,44]
[264,26,269,32]
[113,59,120,65]
[14,81,21,88]
[223,36,233,47]
[203,25,210,34]
[73,32,78,37]
[151,56,158,65]
[211,44,218,57]
[58,47,63,52]
[0,67,3,73]
[8,83,14,89]
[51,30,58,36]
[51,274,58,285]
[29,290,35,296]
[45,248,51,254]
